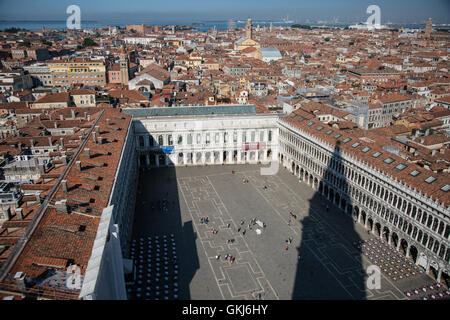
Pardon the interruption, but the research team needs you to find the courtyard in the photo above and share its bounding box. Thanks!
[127,163,444,300]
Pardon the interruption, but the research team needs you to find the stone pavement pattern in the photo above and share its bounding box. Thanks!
[128,164,442,300]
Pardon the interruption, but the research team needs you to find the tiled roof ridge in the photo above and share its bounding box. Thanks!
[0,109,106,283]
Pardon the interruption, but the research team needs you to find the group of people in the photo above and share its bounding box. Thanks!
[199,216,209,225]
[215,254,236,264]
[236,218,265,236]
[288,211,298,226]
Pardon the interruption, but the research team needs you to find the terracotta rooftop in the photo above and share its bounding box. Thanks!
[0,107,132,299]
[281,109,450,207]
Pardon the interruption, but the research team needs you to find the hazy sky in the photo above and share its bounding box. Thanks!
[0,0,449,23]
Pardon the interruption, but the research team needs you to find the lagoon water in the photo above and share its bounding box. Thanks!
[0,20,437,32]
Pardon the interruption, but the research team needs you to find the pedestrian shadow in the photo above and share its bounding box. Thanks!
[129,150,199,300]
[292,141,367,299]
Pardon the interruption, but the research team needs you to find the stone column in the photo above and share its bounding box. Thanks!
[437,269,442,283]
[237,151,242,163]
[201,152,206,165]
[263,150,268,162]
[227,150,233,164]
[183,153,188,165]
[155,155,160,167]
[145,154,150,167]
[219,151,224,164]
[164,155,169,166]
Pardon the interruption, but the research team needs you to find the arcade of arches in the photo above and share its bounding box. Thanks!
[278,121,449,286]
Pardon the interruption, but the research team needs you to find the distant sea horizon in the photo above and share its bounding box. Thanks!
[1,19,449,32]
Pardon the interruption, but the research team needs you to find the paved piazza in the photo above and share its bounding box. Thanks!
[129,163,440,300]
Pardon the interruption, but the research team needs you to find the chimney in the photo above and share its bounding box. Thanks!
[84,112,87,120]
[29,139,34,147]
[62,155,67,165]
[6,207,12,220]
[71,109,76,119]
[35,194,41,204]
[106,118,110,126]
[85,148,90,158]
[93,131,97,143]
[62,180,68,192]
[60,137,64,148]
[55,199,68,214]
[54,122,58,129]
[95,126,100,134]
[87,114,91,121]
[76,161,82,171]
[15,208,24,220]
[14,272,27,291]
[440,147,445,154]
[48,137,52,146]
[98,136,103,144]
[431,149,436,156]
[60,114,64,120]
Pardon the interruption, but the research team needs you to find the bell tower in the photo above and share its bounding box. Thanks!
[119,45,129,86]
[245,18,253,39]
